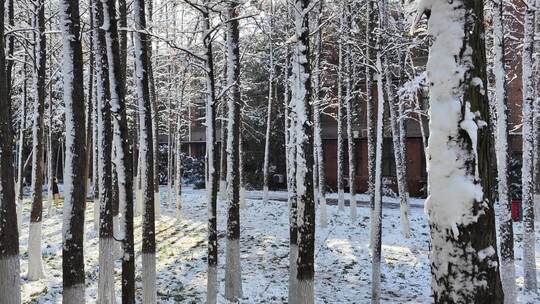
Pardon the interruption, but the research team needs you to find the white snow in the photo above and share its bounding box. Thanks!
[12,186,540,303]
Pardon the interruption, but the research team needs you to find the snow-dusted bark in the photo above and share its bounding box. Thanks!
[336,10,345,211]
[291,0,315,302]
[313,0,327,228]
[199,2,220,302]
[262,3,275,205]
[28,0,47,281]
[284,45,299,301]
[371,50,385,304]
[385,66,411,238]
[133,0,157,300]
[491,0,516,301]
[224,3,243,301]
[0,0,21,299]
[94,0,115,301]
[59,0,87,300]
[147,0,161,222]
[521,3,537,295]
[365,0,377,238]
[46,122,54,217]
[422,0,503,301]
[16,64,27,234]
[343,5,357,222]
[102,0,136,300]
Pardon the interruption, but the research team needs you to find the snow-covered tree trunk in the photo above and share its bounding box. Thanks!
[133,0,157,300]
[521,3,538,295]
[284,39,299,301]
[291,0,315,301]
[224,4,243,300]
[201,2,219,302]
[28,0,47,281]
[343,4,357,221]
[94,0,115,301]
[59,0,87,300]
[219,53,228,202]
[46,109,54,216]
[103,0,136,300]
[385,64,411,237]
[336,8,345,211]
[365,0,377,240]
[491,0,516,301]
[0,0,21,298]
[313,0,327,227]
[262,2,275,205]
[16,61,28,234]
[371,49,385,304]
[147,0,161,221]
[423,0,503,301]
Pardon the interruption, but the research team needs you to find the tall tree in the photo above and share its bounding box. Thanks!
[133,0,157,301]
[291,0,315,301]
[224,2,243,300]
[491,0,516,301]
[94,0,115,301]
[336,7,345,210]
[262,0,275,205]
[103,0,136,300]
[343,2,357,221]
[28,0,47,281]
[422,0,503,302]
[313,0,327,227]
[59,0,87,300]
[147,0,161,220]
[521,1,537,295]
[0,0,21,299]
[199,1,219,302]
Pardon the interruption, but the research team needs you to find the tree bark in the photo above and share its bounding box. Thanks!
[0,0,21,299]
[291,0,315,302]
[133,0,157,301]
[59,0,87,300]
[425,0,503,302]
[28,0,47,281]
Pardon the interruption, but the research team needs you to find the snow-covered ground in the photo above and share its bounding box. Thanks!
[17,186,540,303]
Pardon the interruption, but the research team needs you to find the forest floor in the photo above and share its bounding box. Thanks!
[18,186,540,303]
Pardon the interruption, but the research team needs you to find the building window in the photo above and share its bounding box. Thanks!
[382,138,396,177]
